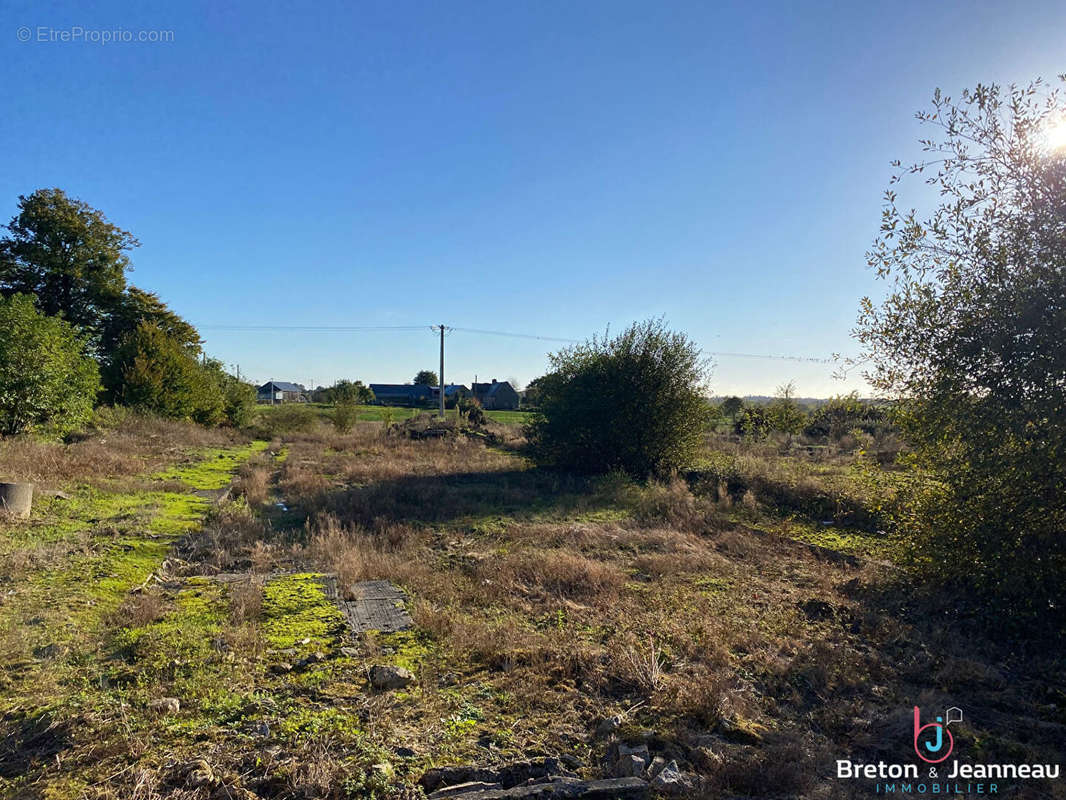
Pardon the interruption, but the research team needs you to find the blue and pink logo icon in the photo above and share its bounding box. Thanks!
[913,706,962,763]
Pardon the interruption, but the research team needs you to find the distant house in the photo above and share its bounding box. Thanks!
[431,384,470,403]
[472,379,520,410]
[369,383,435,406]
[257,381,307,405]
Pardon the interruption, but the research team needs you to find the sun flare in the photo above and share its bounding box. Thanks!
[1043,118,1066,152]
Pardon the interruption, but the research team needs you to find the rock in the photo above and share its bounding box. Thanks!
[340,646,360,658]
[648,761,693,795]
[647,756,667,778]
[578,778,649,799]
[609,741,649,766]
[294,651,327,670]
[270,662,293,674]
[420,766,499,793]
[256,721,271,737]
[424,776,648,799]
[559,754,584,770]
[394,746,416,758]
[428,782,504,798]
[369,664,414,690]
[613,754,646,778]
[149,697,180,715]
[595,715,621,737]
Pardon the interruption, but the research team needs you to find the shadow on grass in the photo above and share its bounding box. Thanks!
[316,468,627,529]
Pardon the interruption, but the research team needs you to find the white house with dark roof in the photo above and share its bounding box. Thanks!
[257,381,307,405]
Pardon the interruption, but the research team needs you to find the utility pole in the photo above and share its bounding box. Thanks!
[438,323,446,418]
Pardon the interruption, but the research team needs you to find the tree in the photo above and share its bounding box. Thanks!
[0,188,136,344]
[526,319,710,477]
[766,381,806,442]
[720,395,743,423]
[113,323,223,424]
[413,370,439,386]
[334,379,374,405]
[855,78,1066,621]
[0,189,201,378]
[0,294,99,436]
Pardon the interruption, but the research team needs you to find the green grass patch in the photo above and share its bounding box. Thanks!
[262,573,346,654]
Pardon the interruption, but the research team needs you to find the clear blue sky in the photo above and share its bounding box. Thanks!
[3,1,1064,395]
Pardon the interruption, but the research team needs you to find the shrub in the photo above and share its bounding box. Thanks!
[0,294,100,436]
[258,403,316,436]
[526,319,710,477]
[804,393,886,440]
[733,405,770,439]
[332,399,359,432]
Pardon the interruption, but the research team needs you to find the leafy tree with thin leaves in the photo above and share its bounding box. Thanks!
[855,77,1066,623]
[0,294,99,436]
[413,370,439,386]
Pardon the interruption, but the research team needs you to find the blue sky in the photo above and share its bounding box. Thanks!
[3,1,1064,395]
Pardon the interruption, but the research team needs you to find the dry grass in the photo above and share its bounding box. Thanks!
[0,412,237,490]
[7,419,1063,799]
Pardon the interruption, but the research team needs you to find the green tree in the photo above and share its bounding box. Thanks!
[0,189,135,343]
[0,189,201,377]
[114,323,224,424]
[855,78,1066,621]
[333,379,375,404]
[720,395,743,423]
[767,381,806,442]
[733,404,770,440]
[413,370,439,386]
[0,294,100,436]
[526,319,710,477]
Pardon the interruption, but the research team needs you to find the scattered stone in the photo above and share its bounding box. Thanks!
[613,754,646,778]
[594,715,621,737]
[609,741,649,767]
[394,746,416,758]
[369,664,414,690]
[340,646,360,658]
[648,761,693,795]
[256,721,271,737]
[270,662,293,674]
[294,651,327,670]
[149,697,180,715]
[647,756,667,779]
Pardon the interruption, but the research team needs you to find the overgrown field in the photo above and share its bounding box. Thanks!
[1,418,1063,799]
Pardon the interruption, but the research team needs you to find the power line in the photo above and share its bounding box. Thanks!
[708,351,834,365]
[199,324,428,332]
[197,323,836,363]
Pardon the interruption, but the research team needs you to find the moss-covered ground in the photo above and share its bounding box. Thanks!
[0,440,266,799]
